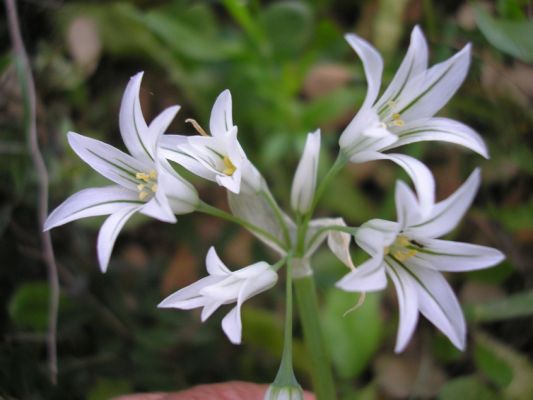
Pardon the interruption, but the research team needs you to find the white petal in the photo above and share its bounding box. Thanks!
[327,220,355,270]
[140,186,176,223]
[355,219,399,256]
[385,259,420,353]
[209,89,233,138]
[335,254,387,292]
[216,169,242,193]
[201,300,224,321]
[356,152,435,218]
[344,33,383,112]
[339,33,384,151]
[291,129,321,214]
[157,163,199,214]
[395,181,423,230]
[305,217,343,258]
[206,247,231,276]
[158,275,222,308]
[44,185,140,230]
[407,260,466,350]
[222,305,242,344]
[384,117,488,158]
[97,205,140,272]
[119,72,152,162]
[375,25,429,110]
[408,168,480,238]
[149,105,180,151]
[398,44,471,121]
[413,239,505,271]
[227,190,294,255]
[67,131,146,191]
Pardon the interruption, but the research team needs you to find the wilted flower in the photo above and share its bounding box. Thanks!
[339,26,488,214]
[158,247,278,344]
[335,169,504,351]
[44,72,198,272]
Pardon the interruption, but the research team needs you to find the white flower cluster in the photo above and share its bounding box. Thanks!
[45,27,503,351]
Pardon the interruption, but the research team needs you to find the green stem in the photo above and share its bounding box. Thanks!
[311,153,348,214]
[272,258,300,388]
[197,201,285,250]
[294,275,336,400]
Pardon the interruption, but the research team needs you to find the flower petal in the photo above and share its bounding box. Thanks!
[385,259,420,352]
[209,89,233,138]
[291,129,321,214]
[157,162,199,214]
[140,186,176,223]
[222,305,242,344]
[327,221,355,271]
[395,180,423,230]
[398,44,471,121]
[375,25,429,110]
[413,239,505,272]
[206,246,232,276]
[158,275,222,308]
[336,253,387,292]
[355,152,435,217]
[356,219,399,256]
[67,131,146,191]
[97,205,140,272]
[344,33,383,112]
[149,105,180,152]
[384,117,489,158]
[408,168,480,238]
[407,259,466,350]
[119,72,152,162]
[340,34,384,150]
[44,185,140,231]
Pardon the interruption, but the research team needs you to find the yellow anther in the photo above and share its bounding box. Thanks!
[222,156,237,176]
[392,113,402,120]
[137,184,145,191]
[138,191,149,201]
[149,170,157,179]
[136,172,149,182]
[393,119,405,127]
[387,235,418,262]
[185,118,209,137]
[150,184,158,193]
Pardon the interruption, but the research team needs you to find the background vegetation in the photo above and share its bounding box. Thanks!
[1,0,532,398]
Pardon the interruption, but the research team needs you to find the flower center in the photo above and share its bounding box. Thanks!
[222,156,236,176]
[135,169,158,201]
[385,234,418,261]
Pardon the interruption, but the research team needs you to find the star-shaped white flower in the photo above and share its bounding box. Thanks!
[158,247,278,344]
[161,90,261,194]
[291,129,321,215]
[44,72,198,272]
[335,169,504,352]
[339,26,488,214]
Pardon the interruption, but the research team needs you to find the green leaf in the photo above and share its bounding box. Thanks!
[474,5,533,63]
[260,2,313,60]
[322,290,383,379]
[465,290,533,322]
[438,376,500,400]
[8,282,52,332]
[475,341,513,387]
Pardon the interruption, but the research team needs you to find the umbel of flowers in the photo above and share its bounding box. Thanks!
[45,26,504,400]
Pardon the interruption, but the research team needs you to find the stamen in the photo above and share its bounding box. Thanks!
[139,191,149,201]
[222,156,237,176]
[343,292,367,317]
[150,184,158,192]
[387,235,418,262]
[186,118,209,137]
[137,184,145,191]
[391,112,405,127]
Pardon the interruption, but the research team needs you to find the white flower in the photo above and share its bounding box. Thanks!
[291,129,321,214]
[158,247,278,344]
[264,384,304,400]
[339,26,488,214]
[161,90,261,194]
[335,169,504,352]
[44,72,198,272]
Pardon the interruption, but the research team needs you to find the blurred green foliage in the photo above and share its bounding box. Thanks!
[1,0,532,399]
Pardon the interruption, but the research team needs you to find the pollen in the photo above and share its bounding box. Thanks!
[386,235,418,262]
[222,156,237,176]
[391,113,405,127]
[135,169,158,201]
